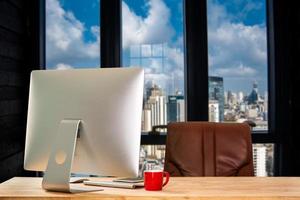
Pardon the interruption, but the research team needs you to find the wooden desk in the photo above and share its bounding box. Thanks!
[1,177,300,199]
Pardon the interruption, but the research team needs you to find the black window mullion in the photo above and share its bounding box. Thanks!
[266,0,276,137]
[185,0,209,121]
[100,0,121,68]
[29,0,45,70]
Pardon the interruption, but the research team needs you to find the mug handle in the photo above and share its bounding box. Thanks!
[162,171,170,187]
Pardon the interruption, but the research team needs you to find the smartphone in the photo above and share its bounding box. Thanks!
[113,177,144,183]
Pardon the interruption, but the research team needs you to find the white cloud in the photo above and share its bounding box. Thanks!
[208,23,267,70]
[207,0,232,29]
[55,63,73,70]
[45,0,267,93]
[46,0,100,68]
[122,0,175,49]
[207,1,267,80]
[214,64,257,77]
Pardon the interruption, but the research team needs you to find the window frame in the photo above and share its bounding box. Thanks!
[139,0,277,143]
[41,0,279,175]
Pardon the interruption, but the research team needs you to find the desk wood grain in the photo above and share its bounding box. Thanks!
[1,177,300,200]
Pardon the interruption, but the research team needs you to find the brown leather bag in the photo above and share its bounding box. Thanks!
[164,122,254,176]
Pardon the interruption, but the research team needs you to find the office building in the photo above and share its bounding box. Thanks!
[253,146,267,177]
[209,76,224,122]
[142,85,167,131]
[142,109,152,132]
[167,95,185,122]
[209,100,219,122]
[264,92,268,113]
[238,92,244,103]
[247,82,259,105]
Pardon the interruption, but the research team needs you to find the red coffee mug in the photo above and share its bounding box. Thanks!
[144,170,170,191]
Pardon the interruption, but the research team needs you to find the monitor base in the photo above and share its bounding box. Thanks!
[42,119,102,193]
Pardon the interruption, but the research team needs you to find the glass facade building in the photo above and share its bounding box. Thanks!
[209,76,224,122]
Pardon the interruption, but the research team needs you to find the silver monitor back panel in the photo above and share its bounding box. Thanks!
[24,68,144,177]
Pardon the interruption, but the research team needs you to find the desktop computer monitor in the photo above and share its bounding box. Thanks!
[24,68,144,181]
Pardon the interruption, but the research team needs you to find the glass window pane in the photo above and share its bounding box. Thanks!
[207,0,268,131]
[130,58,141,67]
[141,44,152,57]
[152,44,163,57]
[253,143,274,176]
[140,145,165,173]
[130,45,141,57]
[46,0,100,69]
[122,0,185,132]
[140,144,274,176]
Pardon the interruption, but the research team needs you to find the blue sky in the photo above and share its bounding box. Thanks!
[46,0,267,95]
[59,0,99,43]
[207,0,267,94]
[56,0,265,43]
[220,0,266,25]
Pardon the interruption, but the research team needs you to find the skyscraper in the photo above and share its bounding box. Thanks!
[209,76,224,121]
[209,100,219,122]
[247,81,259,104]
[167,95,184,122]
[142,84,167,131]
[238,91,244,103]
[142,109,152,132]
[253,145,267,176]
[146,84,163,100]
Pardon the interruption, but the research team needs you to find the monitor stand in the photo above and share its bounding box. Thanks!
[42,119,102,193]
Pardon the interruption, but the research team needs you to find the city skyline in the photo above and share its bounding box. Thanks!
[143,74,267,98]
[142,78,268,132]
